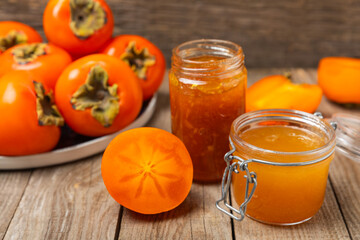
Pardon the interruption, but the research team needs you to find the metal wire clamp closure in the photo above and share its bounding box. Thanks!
[215,137,257,221]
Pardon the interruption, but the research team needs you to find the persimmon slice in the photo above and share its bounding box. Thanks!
[101,127,193,214]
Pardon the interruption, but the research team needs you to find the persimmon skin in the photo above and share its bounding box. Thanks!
[0,21,42,54]
[43,0,114,57]
[318,57,360,104]
[0,71,61,156]
[55,54,143,137]
[101,35,166,100]
[101,127,193,214]
[246,75,323,113]
[0,43,72,90]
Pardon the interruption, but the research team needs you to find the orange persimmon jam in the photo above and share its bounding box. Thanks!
[230,110,336,225]
[169,39,246,182]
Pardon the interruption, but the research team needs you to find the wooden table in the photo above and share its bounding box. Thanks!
[1,69,359,240]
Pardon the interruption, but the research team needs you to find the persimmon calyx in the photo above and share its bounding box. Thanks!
[283,72,292,80]
[69,0,107,39]
[34,81,64,127]
[120,41,156,80]
[0,30,27,52]
[12,43,47,65]
[71,65,119,127]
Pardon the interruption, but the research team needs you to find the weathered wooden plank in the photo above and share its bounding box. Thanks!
[0,170,32,239]
[231,183,351,240]
[329,154,360,240]
[0,0,359,67]
[118,183,233,240]
[3,155,119,240]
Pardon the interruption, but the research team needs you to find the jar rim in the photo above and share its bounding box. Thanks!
[230,109,337,160]
[172,39,244,66]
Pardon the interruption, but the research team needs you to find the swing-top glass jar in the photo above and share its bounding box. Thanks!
[216,109,360,225]
[169,39,246,182]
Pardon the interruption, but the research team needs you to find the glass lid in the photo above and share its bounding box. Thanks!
[331,113,360,162]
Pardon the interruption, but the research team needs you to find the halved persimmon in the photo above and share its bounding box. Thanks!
[246,75,323,113]
[101,127,193,214]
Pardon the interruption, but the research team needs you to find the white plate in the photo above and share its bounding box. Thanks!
[0,94,157,170]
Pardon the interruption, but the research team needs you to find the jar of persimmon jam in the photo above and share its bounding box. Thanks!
[216,109,360,225]
[169,39,246,182]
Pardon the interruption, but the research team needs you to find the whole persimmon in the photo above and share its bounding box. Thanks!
[0,43,72,90]
[101,35,166,100]
[318,57,360,104]
[43,0,114,57]
[0,21,42,54]
[0,71,64,156]
[101,127,193,214]
[55,54,143,137]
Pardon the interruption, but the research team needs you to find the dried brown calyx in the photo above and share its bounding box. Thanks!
[0,30,27,52]
[34,81,64,127]
[12,43,47,65]
[69,0,107,39]
[120,41,156,80]
[71,65,119,127]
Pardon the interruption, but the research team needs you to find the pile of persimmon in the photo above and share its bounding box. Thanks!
[0,0,166,156]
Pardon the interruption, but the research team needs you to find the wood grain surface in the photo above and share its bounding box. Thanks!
[0,171,31,239]
[119,184,233,240]
[2,156,119,240]
[0,69,360,239]
[0,0,359,67]
[329,154,360,240]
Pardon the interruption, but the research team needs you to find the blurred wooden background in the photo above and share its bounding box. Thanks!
[0,0,359,67]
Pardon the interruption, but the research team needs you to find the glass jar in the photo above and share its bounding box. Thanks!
[216,109,360,225]
[169,39,247,182]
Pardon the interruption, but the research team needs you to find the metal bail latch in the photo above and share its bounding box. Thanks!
[314,112,338,130]
[216,137,257,221]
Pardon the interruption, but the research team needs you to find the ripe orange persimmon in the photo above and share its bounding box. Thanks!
[55,54,143,137]
[101,127,193,214]
[101,35,166,100]
[43,0,114,57]
[318,57,360,104]
[0,43,72,90]
[246,75,323,113]
[0,71,64,156]
[0,21,42,54]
